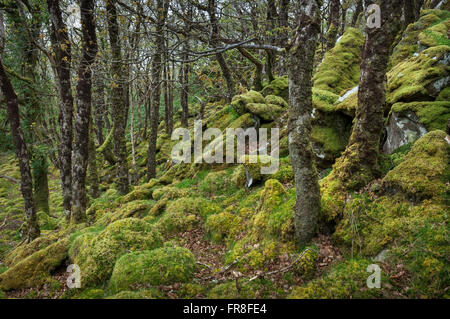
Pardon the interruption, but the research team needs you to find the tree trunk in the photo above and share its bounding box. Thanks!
[0,59,40,242]
[88,117,99,199]
[326,0,340,51]
[47,0,74,221]
[237,47,263,91]
[180,47,190,128]
[71,0,98,223]
[208,0,235,102]
[107,0,129,194]
[332,0,403,190]
[351,0,363,27]
[147,0,168,180]
[288,0,322,246]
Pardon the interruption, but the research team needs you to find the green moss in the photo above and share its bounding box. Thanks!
[198,170,237,197]
[311,126,348,157]
[289,259,388,299]
[95,200,155,226]
[313,28,364,95]
[4,235,57,266]
[418,18,450,48]
[0,239,69,290]
[76,288,105,299]
[265,95,288,108]
[154,210,199,236]
[207,279,274,299]
[382,130,449,201]
[152,186,188,201]
[178,283,206,298]
[335,89,358,116]
[69,218,163,287]
[122,179,159,203]
[270,157,294,184]
[165,197,220,220]
[205,211,241,243]
[108,247,196,294]
[390,101,450,131]
[387,45,450,105]
[312,88,340,112]
[240,155,279,187]
[245,103,284,121]
[261,76,289,100]
[228,113,255,129]
[159,164,194,184]
[231,90,266,115]
[106,289,162,299]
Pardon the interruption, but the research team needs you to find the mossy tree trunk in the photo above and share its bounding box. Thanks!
[351,0,363,27]
[32,148,50,214]
[288,0,322,246]
[147,0,169,180]
[331,0,403,190]
[72,0,98,223]
[0,59,40,242]
[47,0,74,221]
[326,0,340,51]
[107,0,129,195]
[88,117,100,199]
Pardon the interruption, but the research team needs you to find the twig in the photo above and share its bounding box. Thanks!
[204,258,239,280]
[0,217,6,229]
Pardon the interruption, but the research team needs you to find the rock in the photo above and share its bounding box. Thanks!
[107,247,196,294]
[383,111,428,154]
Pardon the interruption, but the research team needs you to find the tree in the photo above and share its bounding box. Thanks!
[107,0,129,194]
[0,59,40,242]
[288,0,322,246]
[71,0,98,223]
[326,0,340,50]
[330,0,403,190]
[47,0,75,220]
[147,0,169,180]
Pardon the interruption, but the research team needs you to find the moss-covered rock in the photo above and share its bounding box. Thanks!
[4,235,57,267]
[207,279,274,299]
[165,197,221,220]
[289,259,388,299]
[261,76,289,100]
[312,88,340,112]
[95,199,155,226]
[0,238,69,290]
[265,95,288,108]
[231,90,266,115]
[240,155,279,188]
[313,28,365,95]
[159,164,194,185]
[107,247,196,293]
[69,218,163,287]
[245,103,284,121]
[382,130,449,201]
[122,179,159,203]
[154,210,199,236]
[205,211,241,242]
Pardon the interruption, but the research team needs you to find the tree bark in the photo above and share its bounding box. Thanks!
[351,0,363,27]
[0,59,40,242]
[72,0,98,223]
[332,0,403,190]
[326,0,340,50]
[288,0,322,246]
[147,0,168,180]
[180,45,190,128]
[107,0,129,194]
[47,0,74,221]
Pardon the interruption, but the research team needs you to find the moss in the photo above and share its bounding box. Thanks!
[313,28,365,95]
[69,218,163,287]
[240,155,279,187]
[312,88,340,112]
[311,126,348,157]
[108,247,196,294]
[387,45,450,105]
[205,211,241,243]
[207,279,274,299]
[382,130,449,201]
[152,186,188,201]
[231,90,266,115]
[228,113,255,129]
[198,170,237,197]
[0,238,69,290]
[148,198,168,216]
[390,101,450,131]
[122,179,159,203]
[289,259,388,299]
[95,200,155,226]
[159,164,194,184]
[231,165,247,187]
[390,10,449,66]
[335,89,358,116]
[291,248,318,279]
[76,288,105,299]
[106,289,162,299]
[165,197,221,220]
[178,283,206,298]
[154,210,199,236]
[270,158,294,184]
[4,235,57,266]
[418,18,450,48]
[261,76,289,100]
[265,95,288,108]
[245,103,284,122]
